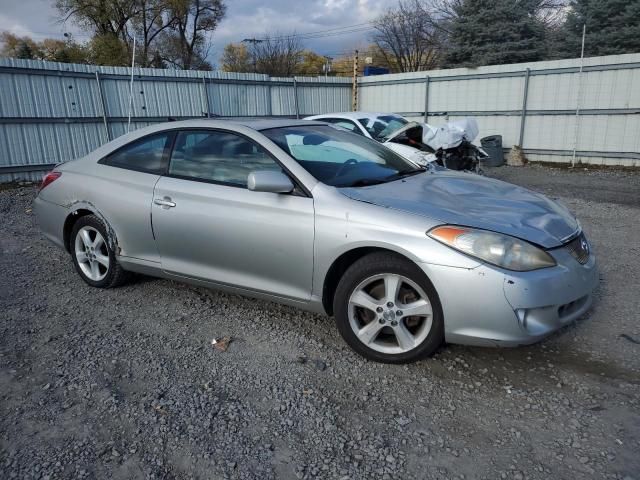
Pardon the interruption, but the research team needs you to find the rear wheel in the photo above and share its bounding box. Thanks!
[334,252,444,363]
[70,215,128,288]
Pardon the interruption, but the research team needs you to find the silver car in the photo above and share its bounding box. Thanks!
[34,119,598,363]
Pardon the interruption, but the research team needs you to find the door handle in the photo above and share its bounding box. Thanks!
[154,197,176,208]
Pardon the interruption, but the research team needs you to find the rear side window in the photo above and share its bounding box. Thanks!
[168,130,281,187]
[101,133,171,174]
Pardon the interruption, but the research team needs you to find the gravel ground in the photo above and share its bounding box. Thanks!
[1,165,639,480]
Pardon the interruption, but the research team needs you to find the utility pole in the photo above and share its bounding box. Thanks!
[242,38,264,73]
[323,56,332,79]
[352,50,359,111]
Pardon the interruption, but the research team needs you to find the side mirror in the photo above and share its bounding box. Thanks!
[247,170,294,193]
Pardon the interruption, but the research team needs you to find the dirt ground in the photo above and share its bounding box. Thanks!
[1,165,639,480]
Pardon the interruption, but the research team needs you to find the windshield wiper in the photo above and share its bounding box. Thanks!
[343,168,424,188]
[383,168,425,182]
[344,178,387,188]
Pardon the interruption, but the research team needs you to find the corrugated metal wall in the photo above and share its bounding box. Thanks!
[2,53,639,182]
[0,58,352,182]
[359,53,640,167]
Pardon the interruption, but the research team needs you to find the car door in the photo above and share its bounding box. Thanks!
[151,128,315,301]
[94,131,173,263]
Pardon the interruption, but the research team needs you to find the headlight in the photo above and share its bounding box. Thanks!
[428,226,556,271]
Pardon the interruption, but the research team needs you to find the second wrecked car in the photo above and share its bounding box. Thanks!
[304,112,488,171]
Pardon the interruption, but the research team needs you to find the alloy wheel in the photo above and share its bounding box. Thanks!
[74,226,110,282]
[348,273,433,354]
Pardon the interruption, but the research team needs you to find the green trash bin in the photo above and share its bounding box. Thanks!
[480,135,504,167]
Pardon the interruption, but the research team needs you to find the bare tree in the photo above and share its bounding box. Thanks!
[250,34,303,77]
[56,0,137,45]
[134,0,176,66]
[57,0,226,69]
[371,0,444,72]
[57,0,175,66]
[162,0,226,70]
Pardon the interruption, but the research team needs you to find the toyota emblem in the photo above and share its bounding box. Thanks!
[580,238,589,254]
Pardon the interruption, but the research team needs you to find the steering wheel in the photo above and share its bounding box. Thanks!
[333,158,359,179]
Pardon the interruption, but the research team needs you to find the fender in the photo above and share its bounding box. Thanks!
[64,200,120,254]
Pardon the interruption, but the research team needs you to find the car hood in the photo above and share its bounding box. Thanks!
[382,142,437,166]
[340,170,579,248]
[383,118,480,150]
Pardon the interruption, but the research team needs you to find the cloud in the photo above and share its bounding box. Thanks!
[0,0,84,40]
[0,0,395,65]
[210,0,390,62]
[0,14,36,37]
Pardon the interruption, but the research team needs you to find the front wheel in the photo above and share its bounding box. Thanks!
[334,253,444,363]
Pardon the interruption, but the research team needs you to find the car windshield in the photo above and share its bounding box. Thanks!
[357,115,409,141]
[262,125,423,188]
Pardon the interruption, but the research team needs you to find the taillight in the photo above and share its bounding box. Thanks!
[39,171,62,193]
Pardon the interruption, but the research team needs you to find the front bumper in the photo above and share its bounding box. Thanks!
[419,247,598,347]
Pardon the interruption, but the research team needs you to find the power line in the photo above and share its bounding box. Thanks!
[259,7,431,40]
[252,9,426,42]
[4,29,94,40]
[257,26,375,42]
[253,23,378,42]
[257,22,375,41]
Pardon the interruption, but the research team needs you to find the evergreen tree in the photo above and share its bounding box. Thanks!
[559,0,640,58]
[444,0,547,67]
[16,41,35,59]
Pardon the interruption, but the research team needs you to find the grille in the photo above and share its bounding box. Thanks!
[565,232,590,264]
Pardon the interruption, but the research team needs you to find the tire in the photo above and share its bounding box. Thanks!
[70,214,128,288]
[334,252,444,363]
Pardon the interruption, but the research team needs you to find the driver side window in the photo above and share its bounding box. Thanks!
[168,130,282,187]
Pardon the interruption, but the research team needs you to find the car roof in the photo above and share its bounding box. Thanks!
[139,118,328,132]
[83,118,332,160]
[307,112,405,121]
[225,118,327,130]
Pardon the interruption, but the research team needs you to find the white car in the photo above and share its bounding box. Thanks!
[304,112,436,165]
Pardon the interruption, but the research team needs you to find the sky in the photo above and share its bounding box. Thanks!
[0,0,395,65]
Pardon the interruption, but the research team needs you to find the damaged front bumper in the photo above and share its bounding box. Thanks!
[419,247,598,347]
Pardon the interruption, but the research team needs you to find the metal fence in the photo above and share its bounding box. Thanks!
[359,53,640,167]
[0,58,351,182]
[2,53,639,182]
